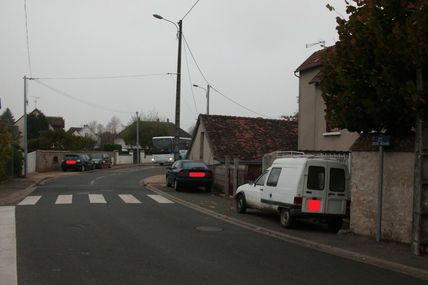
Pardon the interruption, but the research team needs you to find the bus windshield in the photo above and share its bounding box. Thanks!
[152,138,173,154]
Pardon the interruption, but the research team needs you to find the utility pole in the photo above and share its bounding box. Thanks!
[23,76,28,177]
[174,20,183,161]
[136,111,140,164]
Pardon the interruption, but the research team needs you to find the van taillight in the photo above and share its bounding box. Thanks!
[293,196,302,208]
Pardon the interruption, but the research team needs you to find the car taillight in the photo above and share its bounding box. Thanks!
[293,196,302,208]
[66,160,76,165]
[189,172,205,178]
[178,171,185,177]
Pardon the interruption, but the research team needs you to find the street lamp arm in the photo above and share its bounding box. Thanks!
[193,84,206,91]
[153,14,178,31]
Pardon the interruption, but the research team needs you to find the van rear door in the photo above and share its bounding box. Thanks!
[302,162,326,214]
[324,162,348,215]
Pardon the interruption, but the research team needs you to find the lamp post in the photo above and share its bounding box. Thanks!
[136,111,140,164]
[153,14,182,161]
[193,84,210,115]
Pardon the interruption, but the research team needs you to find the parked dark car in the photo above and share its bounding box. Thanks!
[90,153,112,169]
[61,154,94,172]
[166,160,213,192]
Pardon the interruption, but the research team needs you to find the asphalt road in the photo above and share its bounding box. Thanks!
[15,166,425,285]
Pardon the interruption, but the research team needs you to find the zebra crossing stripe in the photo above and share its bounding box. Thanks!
[147,195,174,204]
[55,195,72,205]
[118,194,141,204]
[88,194,107,204]
[18,196,41,206]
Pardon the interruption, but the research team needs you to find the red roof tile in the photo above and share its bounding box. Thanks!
[295,46,335,73]
[198,115,297,161]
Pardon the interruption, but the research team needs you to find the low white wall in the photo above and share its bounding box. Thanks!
[27,151,36,174]
[116,154,133,165]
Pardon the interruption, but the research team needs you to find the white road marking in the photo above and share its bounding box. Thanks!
[18,196,41,206]
[0,206,17,285]
[147,194,174,204]
[90,176,105,185]
[55,195,72,205]
[118,194,141,204]
[88,194,107,204]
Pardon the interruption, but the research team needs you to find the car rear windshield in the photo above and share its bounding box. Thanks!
[182,162,207,169]
[65,155,79,159]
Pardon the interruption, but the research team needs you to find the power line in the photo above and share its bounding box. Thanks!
[23,0,32,76]
[33,73,175,80]
[211,86,271,118]
[183,34,271,118]
[182,34,209,84]
[183,42,199,115]
[182,0,201,20]
[33,79,132,114]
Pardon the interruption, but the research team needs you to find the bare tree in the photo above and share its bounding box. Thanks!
[96,123,104,135]
[141,110,166,122]
[86,120,98,133]
[106,116,121,134]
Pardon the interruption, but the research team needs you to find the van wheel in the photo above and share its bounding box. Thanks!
[328,218,343,232]
[236,194,247,214]
[280,209,294,228]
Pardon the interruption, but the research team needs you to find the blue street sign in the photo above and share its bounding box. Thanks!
[372,135,390,146]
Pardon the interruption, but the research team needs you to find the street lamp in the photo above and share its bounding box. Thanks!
[153,14,183,161]
[193,84,210,115]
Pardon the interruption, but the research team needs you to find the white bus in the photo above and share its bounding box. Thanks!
[151,136,191,165]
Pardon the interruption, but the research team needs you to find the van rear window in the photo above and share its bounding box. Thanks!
[330,168,345,192]
[307,166,325,190]
[266,168,281,187]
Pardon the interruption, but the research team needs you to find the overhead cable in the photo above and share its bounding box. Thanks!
[183,42,199,116]
[33,73,175,80]
[33,80,132,114]
[182,34,209,84]
[182,0,201,20]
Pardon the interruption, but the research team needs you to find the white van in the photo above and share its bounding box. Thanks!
[235,157,350,231]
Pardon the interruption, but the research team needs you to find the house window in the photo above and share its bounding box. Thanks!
[325,106,340,133]
[199,132,205,160]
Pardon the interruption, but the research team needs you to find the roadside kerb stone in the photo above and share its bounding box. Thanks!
[144,175,428,281]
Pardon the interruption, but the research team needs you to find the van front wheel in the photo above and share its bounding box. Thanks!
[236,194,247,214]
[280,209,294,228]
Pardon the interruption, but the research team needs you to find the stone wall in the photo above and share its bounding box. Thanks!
[351,151,415,243]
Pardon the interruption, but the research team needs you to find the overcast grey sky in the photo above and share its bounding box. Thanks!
[0,0,347,131]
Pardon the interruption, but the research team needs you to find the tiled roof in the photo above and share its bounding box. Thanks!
[46,116,65,129]
[295,46,335,73]
[68,127,83,133]
[200,114,297,161]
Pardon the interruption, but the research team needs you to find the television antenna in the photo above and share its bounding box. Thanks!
[29,96,41,108]
[306,40,326,49]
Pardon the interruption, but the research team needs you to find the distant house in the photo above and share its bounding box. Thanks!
[187,114,298,193]
[14,108,65,147]
[68,125,100,147]
[295,47,358,152]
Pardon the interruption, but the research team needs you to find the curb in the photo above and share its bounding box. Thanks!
[144,181,428,281]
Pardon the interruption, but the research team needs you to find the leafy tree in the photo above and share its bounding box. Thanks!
[121,120,170,149]
[0,123,13,180]
[27,112,49,139]
[0,108,15,126]
[28,130,96,152]
[321,0,428,135]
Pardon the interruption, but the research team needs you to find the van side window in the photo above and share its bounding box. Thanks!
[255,172,268,186]
[266,168,282,187]
[307,166,325,190]
[330,168,345,192]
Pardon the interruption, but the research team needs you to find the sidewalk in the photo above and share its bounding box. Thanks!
[144,175,428,280]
